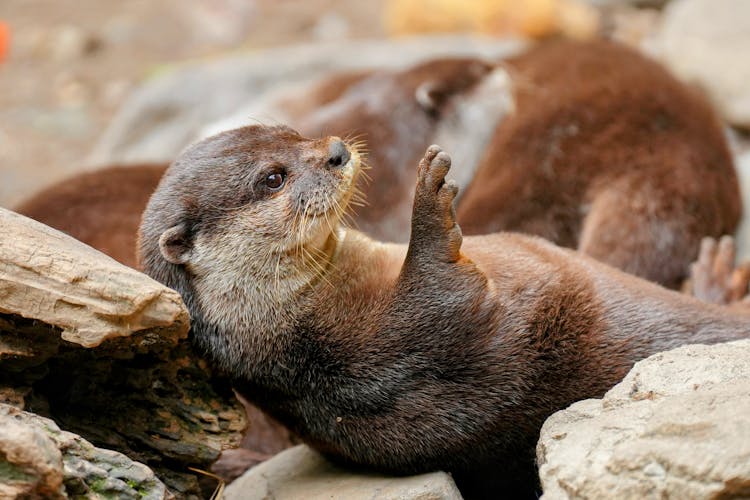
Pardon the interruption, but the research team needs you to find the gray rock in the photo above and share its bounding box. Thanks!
[88,36,524,166]
[653,0,750,128]
[735,150,750,260]
[223,445,463,500]
[537,339,750,499]
[0,404,171,499]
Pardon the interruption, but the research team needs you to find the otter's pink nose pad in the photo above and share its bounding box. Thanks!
[327,140,350,169]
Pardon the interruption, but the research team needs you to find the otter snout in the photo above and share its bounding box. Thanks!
[327,139,350,169]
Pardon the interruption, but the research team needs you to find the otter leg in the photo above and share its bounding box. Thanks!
[578,184,698,289]
[406,145,463,265]
[686,236,750,306]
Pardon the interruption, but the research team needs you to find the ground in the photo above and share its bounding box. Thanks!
[0,0,383,207]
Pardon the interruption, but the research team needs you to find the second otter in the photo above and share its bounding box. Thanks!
[139,125,749,498]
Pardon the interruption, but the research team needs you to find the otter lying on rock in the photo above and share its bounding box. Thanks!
[138,125,750,498]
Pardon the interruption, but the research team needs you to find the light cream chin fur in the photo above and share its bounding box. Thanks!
[184,152,361,373]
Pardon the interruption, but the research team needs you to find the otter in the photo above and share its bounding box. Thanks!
[457,39,741,288]
[138,125,749,498]
[14,164,167,268]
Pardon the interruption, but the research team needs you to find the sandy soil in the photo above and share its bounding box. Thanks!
[0,0,384,207]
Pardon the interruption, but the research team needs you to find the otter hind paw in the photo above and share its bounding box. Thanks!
[688,235,750,306]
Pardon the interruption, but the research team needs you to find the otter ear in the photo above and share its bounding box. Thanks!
[415,80,446,113]
[159,224,193,265]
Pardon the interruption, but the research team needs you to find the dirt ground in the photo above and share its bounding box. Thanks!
[0,0,384,208]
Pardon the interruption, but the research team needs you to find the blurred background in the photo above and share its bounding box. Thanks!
[1,0,747,209]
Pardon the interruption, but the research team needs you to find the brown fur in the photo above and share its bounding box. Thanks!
[14,164,167,268]
[458,39,741,288]
[138,126,749,498]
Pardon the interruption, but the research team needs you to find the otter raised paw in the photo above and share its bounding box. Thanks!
[409,145,462,264]
[687,236,750,306]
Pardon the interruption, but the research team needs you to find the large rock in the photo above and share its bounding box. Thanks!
[224,445,463,500]
[653,0,750,128]
[537,339,750,499]
[0,208,245,497]
[87,36,524,166]
[0,403,170,499]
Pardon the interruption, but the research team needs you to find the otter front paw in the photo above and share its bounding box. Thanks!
[687,236,750,306]
[409,145,462,263]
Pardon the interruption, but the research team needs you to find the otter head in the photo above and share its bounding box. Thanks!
[138,125,361,368]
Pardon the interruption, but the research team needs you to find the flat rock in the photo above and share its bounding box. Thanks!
[88,36,524,166]
[537,339,750,499]
[223,445,463,500]
[0,403,170,499]
[653,0,750,128]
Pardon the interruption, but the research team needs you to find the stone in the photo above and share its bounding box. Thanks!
[0,208,245,497]
[537,339,750,499]
[734,150,750,261]
[223,445,463,500]
[652,0,750,128]
[0,403,171,499]
[87,36,525,166]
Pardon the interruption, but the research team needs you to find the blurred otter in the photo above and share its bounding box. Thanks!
[457,39,741,288]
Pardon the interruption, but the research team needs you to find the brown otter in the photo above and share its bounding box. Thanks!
[14,164,167,268]
[457,39,741,288]
[138,125,749,498]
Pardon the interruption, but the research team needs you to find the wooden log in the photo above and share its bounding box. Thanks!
[0,208,245,497]
[0,207,189,348]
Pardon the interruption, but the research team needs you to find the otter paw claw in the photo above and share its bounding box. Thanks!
[410,145,462,263]
[688,236,750,306]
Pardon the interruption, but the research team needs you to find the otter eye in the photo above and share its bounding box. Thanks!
[265,172,286,190]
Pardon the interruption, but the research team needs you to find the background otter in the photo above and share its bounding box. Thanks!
[457,39,741,288]
[138,125,749,498]
[15,40,741,290]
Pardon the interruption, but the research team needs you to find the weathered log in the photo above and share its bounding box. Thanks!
[0,208,246,498]
[0,207,188,348]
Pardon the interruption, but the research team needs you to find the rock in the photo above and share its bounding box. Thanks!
[537,339,750,499]
[653,0,750,128]
[0,403,170,499]
[0,208,245,497]
[223,445,463,500]
[88,36,524,166]
[735,151,750,261]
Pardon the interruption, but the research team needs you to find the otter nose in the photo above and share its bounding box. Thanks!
[326,140,350,169]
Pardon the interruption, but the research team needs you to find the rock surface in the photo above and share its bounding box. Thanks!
[653,0,750,128]
[735,150,750,261]
[224,445,463,500]
[0,403,171,499]
[0,208,246,497]
[88,36,524,166]
[537,339,750,499]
